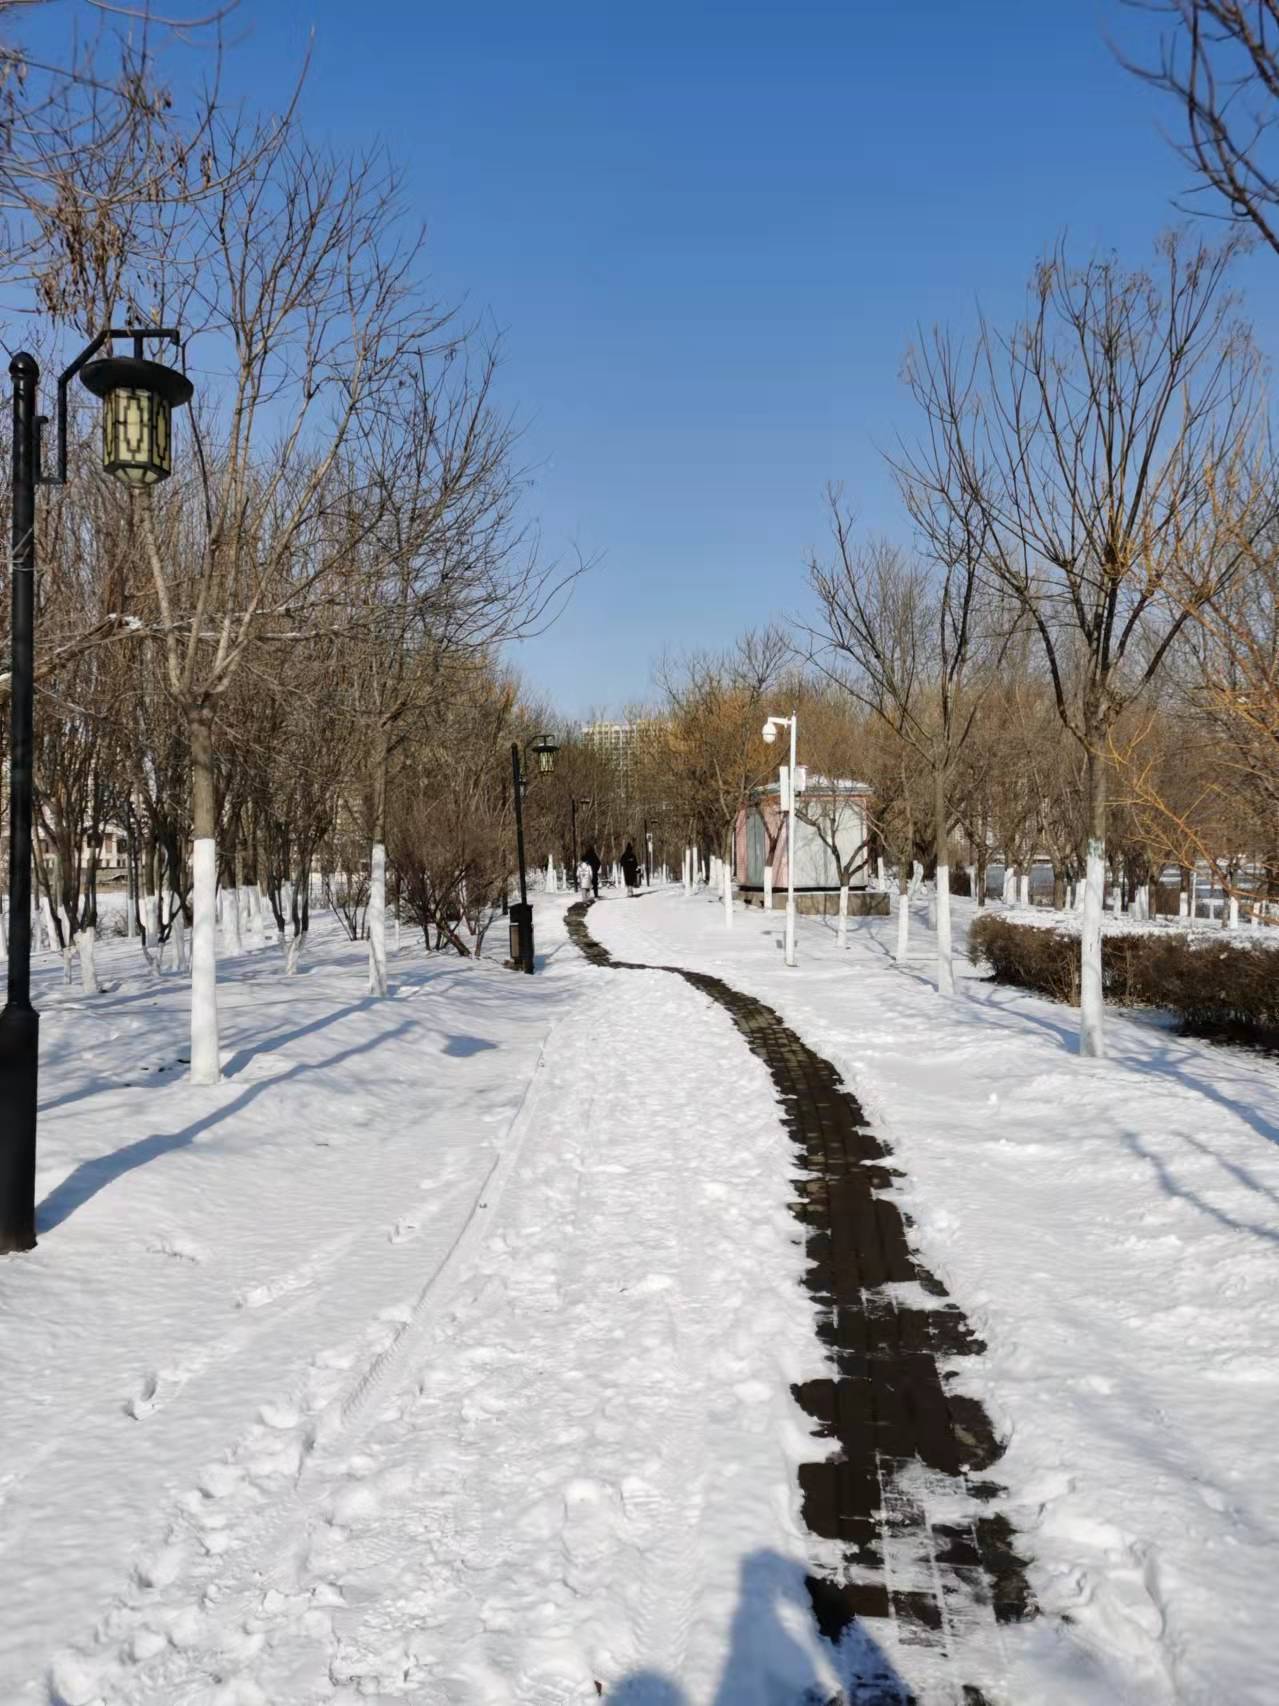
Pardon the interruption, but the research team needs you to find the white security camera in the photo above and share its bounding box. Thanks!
[761,721,777,744]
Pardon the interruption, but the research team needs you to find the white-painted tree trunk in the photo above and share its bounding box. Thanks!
[876,855,886,889]
[546,855,556,894]
[224,882,243,955]
[722,859,733,928]
[76,927,99,996]
[368,842,388,996]
[935,869,955,995]
[126,886,136,938]
[172,902,189,972]
[1018,871,1030,907]
[1178,890,1189,921]
[895,885,910,962]
[142,893,161,977]
[39,896,57,954]
[1135,883,1150,922]
[1228,894,1239,929]
[284,931,306,975]
[763,864,773,911]
[837,882,849,949]
[1001,867,1014,905]
[190,837,221,1085]
[1080,837,1106,1058]
[60,943,73,984]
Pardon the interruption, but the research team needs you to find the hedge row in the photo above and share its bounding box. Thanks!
[968,914,1279,1041]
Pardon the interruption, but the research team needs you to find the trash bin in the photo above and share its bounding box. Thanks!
[508,902,534,974]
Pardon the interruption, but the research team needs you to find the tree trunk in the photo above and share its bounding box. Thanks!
[189,704,221,1085]
[895,869,910,963]
[77,927,99,996]
[837,880,849,949]
[721,830,733,929]
[1080,746,1107,1060]
[933,766,954,995]
[368,733,389,995]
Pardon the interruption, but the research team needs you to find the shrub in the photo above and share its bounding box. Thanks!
[968,914,1279,1043]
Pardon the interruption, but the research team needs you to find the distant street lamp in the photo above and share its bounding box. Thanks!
[0,327,192,1254]
[762,711,798,968]
[509,733,560,974]
[570,795,592,888]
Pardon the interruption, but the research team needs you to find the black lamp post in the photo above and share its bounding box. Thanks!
[508,733,559,975]
[570,795,592,888]
[0,327,191,1255]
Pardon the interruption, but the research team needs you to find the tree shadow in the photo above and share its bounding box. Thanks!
[1118,1125,1279,1247]
[37,993,386,1115]
[36,1021,412,1233]
[441,1033,498,1057]
[605,1549,911,1704]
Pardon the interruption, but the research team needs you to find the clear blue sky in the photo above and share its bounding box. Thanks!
[77,2,1279,715]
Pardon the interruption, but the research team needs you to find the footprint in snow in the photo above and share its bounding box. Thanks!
[125,1367,192,1420]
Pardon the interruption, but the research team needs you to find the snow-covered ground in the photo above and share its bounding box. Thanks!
[6,887,1278,1704]
[2,905,836,1705]
[590,889,1279,1706]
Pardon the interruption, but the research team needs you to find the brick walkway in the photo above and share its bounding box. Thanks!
[566,900,1033,1704]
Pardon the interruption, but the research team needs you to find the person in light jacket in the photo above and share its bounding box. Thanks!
[582,843,601,899]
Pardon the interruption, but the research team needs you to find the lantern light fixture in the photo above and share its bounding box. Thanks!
[531,733,560,775]
[79,330,193,487]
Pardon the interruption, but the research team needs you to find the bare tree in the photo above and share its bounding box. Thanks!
[658,626,789,925]
[1122,1,1279,254]
[809,497,1001,994]
[903,233,1264,1054]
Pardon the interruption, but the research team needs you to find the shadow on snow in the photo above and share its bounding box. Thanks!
[605,1548,911,1705]
[36,1020,412,1233]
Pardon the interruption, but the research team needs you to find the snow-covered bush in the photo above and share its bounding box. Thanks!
[969,914,1279,1043]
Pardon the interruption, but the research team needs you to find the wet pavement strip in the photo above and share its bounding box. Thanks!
[566,900,1035,1703]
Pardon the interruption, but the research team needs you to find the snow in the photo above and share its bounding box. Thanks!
[2,905,830,1704]
[5,885,1278,1703]
[989,903,1279,945]
[590,889,1279,1706]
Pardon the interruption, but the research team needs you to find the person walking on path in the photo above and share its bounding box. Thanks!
[621,841,640,898]
[582,843,601,899]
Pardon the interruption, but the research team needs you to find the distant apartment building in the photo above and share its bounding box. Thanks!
[580,721,650,763]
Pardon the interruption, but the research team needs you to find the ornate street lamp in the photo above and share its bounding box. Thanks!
[0,327,191,1254]
[508,734,561,974]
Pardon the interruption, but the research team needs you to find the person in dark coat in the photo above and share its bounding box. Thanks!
[621,841,640,896]
[582,843,601,899]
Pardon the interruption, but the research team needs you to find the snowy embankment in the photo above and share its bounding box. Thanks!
[592,890,1279,1706]
[3,904,832,1705]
